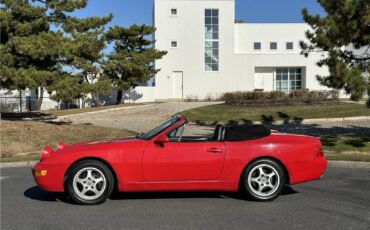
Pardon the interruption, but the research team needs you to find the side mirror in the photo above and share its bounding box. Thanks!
[155,135,169,146]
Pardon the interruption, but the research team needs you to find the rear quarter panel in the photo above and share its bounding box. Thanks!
[221,134,325,186]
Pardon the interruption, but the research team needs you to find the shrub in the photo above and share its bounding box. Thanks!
[184,95,199,102]
[204,93,214,101]
[269,91,286,103]
[221,90,339,106]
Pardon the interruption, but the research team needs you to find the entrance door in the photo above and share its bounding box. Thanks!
[254,67,274,91]
[143,141,226,181]
[172,71,183,98]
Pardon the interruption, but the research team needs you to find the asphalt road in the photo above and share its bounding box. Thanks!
[1,166,369,230]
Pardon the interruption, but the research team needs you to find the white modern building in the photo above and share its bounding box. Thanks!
[152,0,329,100]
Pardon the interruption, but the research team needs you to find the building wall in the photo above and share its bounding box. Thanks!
[234,23,328,92]
[154,0,333,100]
[154,0,238,99]
[235,23,309,54]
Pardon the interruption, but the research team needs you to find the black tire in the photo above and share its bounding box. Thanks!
[240,158,285,201]
[65,160,114,205]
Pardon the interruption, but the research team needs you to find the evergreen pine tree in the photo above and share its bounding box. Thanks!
[61,15,113,107]
[0,0,87,110]
[300,0,369,102]
[102,25,167,104]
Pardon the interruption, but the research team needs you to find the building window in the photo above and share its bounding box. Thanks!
[286,42,293,50]
[276,68,302,92]
[170,8,177,16]
[170,41,178,48]
[205,9,219,71]
[270,42,277,50]
[254,42,261,50]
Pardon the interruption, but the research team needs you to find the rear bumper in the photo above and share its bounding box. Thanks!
[32,163,67,192]
[289,156,327,185]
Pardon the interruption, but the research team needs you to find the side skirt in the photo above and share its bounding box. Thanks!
[119,180,239,193]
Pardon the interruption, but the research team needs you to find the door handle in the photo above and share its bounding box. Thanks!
[207,148,223,153]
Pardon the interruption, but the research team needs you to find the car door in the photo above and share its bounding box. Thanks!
[143,140,226,181]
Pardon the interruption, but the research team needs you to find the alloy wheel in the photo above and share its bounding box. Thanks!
[247,163,280,198]
[72,167,107,200]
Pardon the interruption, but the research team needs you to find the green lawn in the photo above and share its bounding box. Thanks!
[179,103,370,124]
[321,134,370,153]
[322,134,370,162]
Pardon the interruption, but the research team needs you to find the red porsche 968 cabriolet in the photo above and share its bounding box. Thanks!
[32,115,327,205]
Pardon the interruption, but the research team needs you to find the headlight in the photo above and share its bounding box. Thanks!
[40,146,53,161]
[56,141,66,150]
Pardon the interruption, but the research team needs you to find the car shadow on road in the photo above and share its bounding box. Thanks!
[109,185,298,201]
[24,185,298,203]
[110,191,229,200]
[281,185,299,196]
[24,186,71,203]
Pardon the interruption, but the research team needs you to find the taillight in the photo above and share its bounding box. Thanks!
[316,145,324,157]
[40,146,53,161]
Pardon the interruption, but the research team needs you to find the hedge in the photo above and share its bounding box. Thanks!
[221,90,339,105]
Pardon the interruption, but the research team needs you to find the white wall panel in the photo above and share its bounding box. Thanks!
[154,0,332,99]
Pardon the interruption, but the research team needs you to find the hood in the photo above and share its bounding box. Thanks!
[39,137,145,162]
[77,137,138,146]
[57,137,143,151]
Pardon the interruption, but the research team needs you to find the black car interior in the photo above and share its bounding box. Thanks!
[167,123,271,143]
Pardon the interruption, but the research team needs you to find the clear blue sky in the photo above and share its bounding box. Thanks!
[71,0,326,27]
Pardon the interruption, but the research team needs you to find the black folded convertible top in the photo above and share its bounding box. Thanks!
[224,124,271,142]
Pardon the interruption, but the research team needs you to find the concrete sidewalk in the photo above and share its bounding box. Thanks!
[62,101,222,133]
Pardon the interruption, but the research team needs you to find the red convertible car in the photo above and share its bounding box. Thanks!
[32,115,327,205]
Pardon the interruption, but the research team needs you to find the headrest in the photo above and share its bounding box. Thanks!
[212,124,223,141]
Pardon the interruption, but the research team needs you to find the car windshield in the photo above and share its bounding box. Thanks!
[138,116,181,140]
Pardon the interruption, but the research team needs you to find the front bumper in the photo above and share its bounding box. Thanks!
[32,163,67,192]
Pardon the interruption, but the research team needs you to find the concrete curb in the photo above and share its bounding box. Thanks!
[300,116,370,124]
[0,161,38,168]
[188,116,370,126]
[1,160,369,169]
[275,115,370,125]
[327,160,370,169]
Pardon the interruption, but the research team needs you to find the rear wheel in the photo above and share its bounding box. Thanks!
[66,160,114,205]
[241,159,285,201]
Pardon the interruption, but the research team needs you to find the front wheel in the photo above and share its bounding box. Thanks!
[66,160,114,205]
[241,159,285,201]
